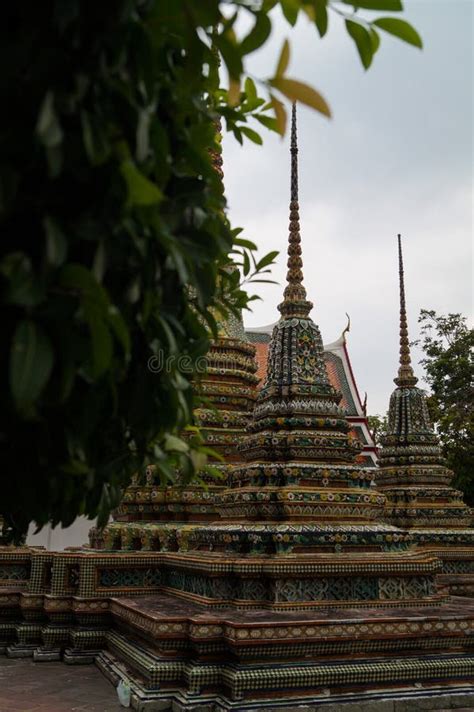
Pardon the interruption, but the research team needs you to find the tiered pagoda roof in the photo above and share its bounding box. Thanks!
[246,321,377,466]
[92,312,258,550]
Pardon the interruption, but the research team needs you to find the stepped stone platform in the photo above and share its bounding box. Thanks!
[109,593,474,660]
[0,660,473,712]
[94,593,474,708]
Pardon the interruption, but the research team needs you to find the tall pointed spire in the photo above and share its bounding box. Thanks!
[278,103,313,319]
[395,234,417,387]
[377,236,473,530]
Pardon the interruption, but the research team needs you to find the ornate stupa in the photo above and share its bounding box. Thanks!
[90,308,258,551]
[162,106,440,609]
[377,236,474,586]
[218,105,382,525]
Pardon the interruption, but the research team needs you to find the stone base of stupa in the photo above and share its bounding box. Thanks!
[86,593,474,709]
[407,530,474,597]
[97,666,474,712]
[137,549,443,611]
[0,542,445,686]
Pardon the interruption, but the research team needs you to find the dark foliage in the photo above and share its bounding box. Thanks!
[418,310,474,504]
[0,0,421,541]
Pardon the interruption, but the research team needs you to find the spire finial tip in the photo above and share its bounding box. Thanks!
[395,233,417,387]
[278,100,312,319]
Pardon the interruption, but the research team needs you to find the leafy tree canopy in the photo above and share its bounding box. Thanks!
[0,0,421,542]
[417,310,474,504]
[367,413,388,448]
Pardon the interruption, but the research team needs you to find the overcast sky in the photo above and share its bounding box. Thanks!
[222,0,473,415]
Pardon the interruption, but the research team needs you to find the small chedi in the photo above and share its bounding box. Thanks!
[377,235,474,589]
[0,104,473,711]
[90,115,260,550]
[92,312,259,552]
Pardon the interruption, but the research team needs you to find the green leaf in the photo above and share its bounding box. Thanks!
[136,106,153,162]
[214,30,243,79]
[270,94,287,135]
[59,264,109,311]
[1,253,43,307]
[44,216,67,266]
[45,145,63,178]
[248,278,278,284]
[370,27,381,54]
[314,0,328,38]
[81,110,110,165]
[280,0,299,26]
[233,237,258,251]
[190,449,207,471]
[276,39,290,77]
[255,250,279,270]
[241,13,272,55]
[10,321,54,411]
[120,161,163,206]
[108,306,131,358]
[61,460,90,476]
[240,126,263,145]
[167,244,189,284]
[86,312,113,379]
[244,77,257,103]
[373,17,423,48]
[232,126,243,145]
[345,19,374,70]
[164,433,189,453]
[154,458,177,486]
[342,0,402,8]
[92,241,106,282]
[255,113,279,132]
[157,314,178,354]
[270,78,331,117]
[243,250,251,276]
[36,91,63,148]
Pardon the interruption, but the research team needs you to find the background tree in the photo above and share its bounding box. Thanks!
[367,413,388,448]
[0,0,421,542]
[417,310,474,505]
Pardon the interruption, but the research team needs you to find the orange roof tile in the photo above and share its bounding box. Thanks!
[254,342,269,385]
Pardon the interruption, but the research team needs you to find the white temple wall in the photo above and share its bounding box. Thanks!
[26,516,95,551]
